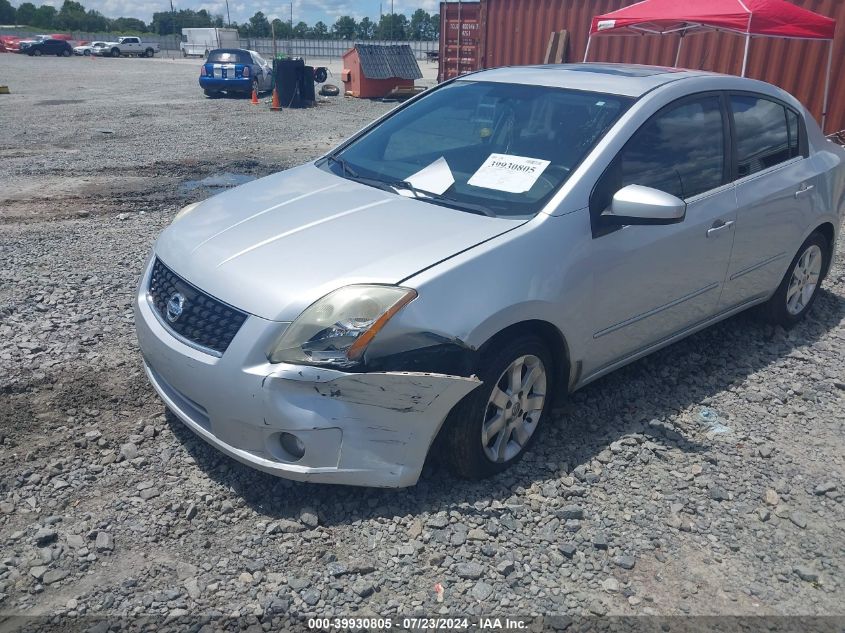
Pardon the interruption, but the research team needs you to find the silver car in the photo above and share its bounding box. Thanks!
[135,64,844,487]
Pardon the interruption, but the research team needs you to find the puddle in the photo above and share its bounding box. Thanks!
[180,173,256,192]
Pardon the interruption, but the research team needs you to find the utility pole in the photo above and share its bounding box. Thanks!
[225,0,231,27]
[391,0,394,41]
[290,2,293,34]
[170,0,176,57]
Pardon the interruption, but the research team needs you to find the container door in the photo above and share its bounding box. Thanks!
[439,2,481,82]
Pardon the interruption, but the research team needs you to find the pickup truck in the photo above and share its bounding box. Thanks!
[94,37,159,58]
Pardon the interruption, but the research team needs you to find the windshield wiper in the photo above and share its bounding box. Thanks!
[324,154,359,178]
[389,180,497,217]
[322,161,497,218]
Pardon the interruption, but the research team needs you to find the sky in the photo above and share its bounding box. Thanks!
[13,0,442,25]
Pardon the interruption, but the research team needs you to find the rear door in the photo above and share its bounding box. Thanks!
[585,93,737,375]
[719,93,816,308]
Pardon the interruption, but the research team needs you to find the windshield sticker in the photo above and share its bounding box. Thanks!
[468,154,551,194]
[405,157,455,195]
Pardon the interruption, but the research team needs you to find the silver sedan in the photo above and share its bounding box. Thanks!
[135,63,844,487]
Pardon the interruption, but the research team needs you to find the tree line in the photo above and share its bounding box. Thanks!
[0,0,439,40]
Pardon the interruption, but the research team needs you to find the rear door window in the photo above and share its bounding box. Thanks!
[730,95,799,178]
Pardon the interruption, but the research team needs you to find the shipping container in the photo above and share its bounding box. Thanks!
[438,2,482,82]
[439,0,845,133]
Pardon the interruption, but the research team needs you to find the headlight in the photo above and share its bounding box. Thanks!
[172,201,202,224]
[268,285,417,366]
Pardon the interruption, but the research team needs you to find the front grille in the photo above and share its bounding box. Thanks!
[148,258,248,355]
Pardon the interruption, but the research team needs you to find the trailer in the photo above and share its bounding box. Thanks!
[180,28,239,58]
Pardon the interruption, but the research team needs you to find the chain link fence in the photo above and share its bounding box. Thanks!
[0,29,438,60]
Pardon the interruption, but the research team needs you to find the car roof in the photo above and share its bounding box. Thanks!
[460,63,719,97]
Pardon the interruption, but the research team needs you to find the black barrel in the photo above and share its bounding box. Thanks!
[273,57,304,108]
[299,66,316,105]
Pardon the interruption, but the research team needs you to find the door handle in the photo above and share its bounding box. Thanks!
[794,184,815,198]
[706,219,735,238]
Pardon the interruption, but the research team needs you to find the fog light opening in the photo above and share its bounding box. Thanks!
[279,432,306,462]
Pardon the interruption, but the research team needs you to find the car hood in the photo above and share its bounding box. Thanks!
[154,163,524,322]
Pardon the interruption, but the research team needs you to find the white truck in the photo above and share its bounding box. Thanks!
[180,28,239,58]
[95,37,160,58]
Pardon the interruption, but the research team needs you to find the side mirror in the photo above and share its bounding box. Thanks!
[602,184,686,226]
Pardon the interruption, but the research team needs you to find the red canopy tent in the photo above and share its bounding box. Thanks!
[584,0,837,131]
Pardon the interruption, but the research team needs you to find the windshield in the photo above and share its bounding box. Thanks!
[322,80,632,217]
[206,50,251,64]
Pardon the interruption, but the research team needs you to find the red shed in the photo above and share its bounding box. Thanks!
[341,44,423,98]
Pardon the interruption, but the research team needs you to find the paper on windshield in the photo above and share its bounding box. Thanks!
[468,153,551,194]
[405,157,455,195]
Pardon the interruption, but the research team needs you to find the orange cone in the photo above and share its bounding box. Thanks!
[250,87,259,105]
[270,86,282,111]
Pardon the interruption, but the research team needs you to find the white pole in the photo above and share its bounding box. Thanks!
[741,33,750,76]
[674,34,684,67]
[821,39,833,133]
[583,35,592,62]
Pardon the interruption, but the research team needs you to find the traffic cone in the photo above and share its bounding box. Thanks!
[250,87,259,105]
[270,86,282,111]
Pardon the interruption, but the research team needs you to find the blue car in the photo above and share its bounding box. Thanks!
[199,48,274,98]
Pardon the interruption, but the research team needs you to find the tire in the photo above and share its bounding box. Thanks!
[249,78,259,96]
[145,48,154,58]
[320,83,340,97]
[110,48,120,58]
[204,49,209,58]
[61,49,71,57]
[32,49,42,57]
[83,50,90,56]
[442,334,554,479]
[203,90,219,98]
[758,231,829,327]
[182,49,187,58]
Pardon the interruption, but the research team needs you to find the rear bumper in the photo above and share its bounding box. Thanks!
[134,257,481,487]
[199,77,251,92]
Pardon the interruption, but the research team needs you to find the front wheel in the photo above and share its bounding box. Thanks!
[32,49,42,57]
[442,334,554,479]
[759,231,829,327]
[110,48,120,58]
[61,49,71,57]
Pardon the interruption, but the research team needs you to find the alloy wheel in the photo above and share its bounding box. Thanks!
[786,244,822,316]
[482,354,547,463]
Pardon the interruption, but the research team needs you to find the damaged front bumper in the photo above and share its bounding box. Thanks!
[135,280,480,488]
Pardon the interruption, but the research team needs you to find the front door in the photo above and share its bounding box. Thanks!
[584,94,737,377]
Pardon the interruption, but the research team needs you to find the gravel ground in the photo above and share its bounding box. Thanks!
[1,54,844,631]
